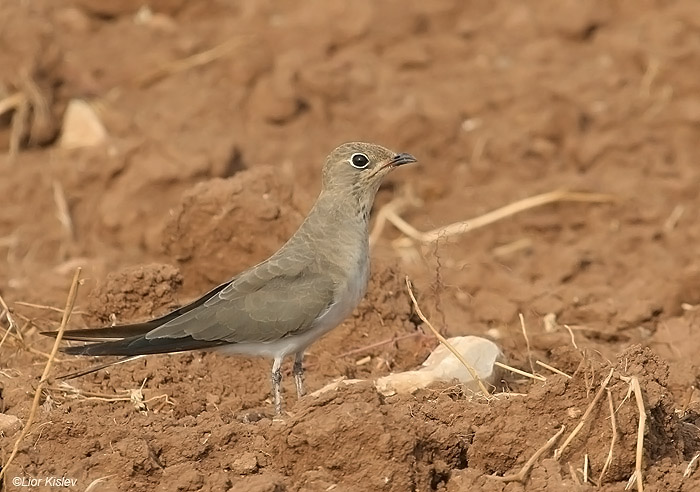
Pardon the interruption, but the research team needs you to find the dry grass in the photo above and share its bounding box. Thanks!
[599,389,619,485]
[48,380,176,414]
[134,37,249,88]
[622,376,647,492]
[493,361,546,382]
[489,425,566,483]
[405,276,492,397]
[555,368,614,460]
[685,452,700,479]
[535,360,572,379]
[372,189,616,249]
[0,268,81,483]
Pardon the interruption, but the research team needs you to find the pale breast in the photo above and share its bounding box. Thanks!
[314,255,369,334]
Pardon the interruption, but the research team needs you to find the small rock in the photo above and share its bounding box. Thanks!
[230,452,259,475]
[59,99,107,149]
[0,413,21,437]
[375,336,502,396]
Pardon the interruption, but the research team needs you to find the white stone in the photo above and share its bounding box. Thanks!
[374,336,502,396]
[59,99,107,149]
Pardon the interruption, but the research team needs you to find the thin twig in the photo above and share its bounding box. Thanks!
[83,475,115,492]
[405,276,491,397]
[14,300,87,315]
[535,360,572,379]
[0,268,81,482]
[628,376,646,492]
[555,368,614,460]
[9,93,29,158]
[52,180,75,241]
[492,237,532,257]
[0,292,22,344]
[599,389,618,485]
[135,37,247,88]
[663,204,684,232]
[519,313,535,374]
[563,324,579,350]
[685,452,700,478]
[494,361,546,382]
[0,92,26,115]
[489,425,566,482]
[570,463,581,485]
[336,332,425,359]
[390,190,616,246]
[369,196,414,247]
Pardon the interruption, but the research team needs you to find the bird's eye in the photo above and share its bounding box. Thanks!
[350,153,370,169]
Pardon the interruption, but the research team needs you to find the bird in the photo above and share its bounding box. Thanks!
[43,142,416,414]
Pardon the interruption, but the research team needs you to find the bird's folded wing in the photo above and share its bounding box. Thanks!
[143,255,337,345]
[45,281,231,342]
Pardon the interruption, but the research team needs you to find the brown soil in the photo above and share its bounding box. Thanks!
[1,1,700,491]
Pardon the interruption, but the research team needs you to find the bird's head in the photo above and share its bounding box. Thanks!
[321,142,416,202]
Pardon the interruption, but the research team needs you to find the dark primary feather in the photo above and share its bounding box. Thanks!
[41,281,230,342]
[60,333,229,356]
[42,250,336,360]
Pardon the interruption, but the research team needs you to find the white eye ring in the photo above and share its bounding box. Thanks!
[350,153,370,169]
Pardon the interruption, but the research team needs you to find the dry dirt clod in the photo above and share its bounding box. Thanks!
[230,452,259,475]
[0,413,21,437]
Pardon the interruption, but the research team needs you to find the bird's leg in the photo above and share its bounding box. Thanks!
[293,352,305,398]
[271,356,283,415]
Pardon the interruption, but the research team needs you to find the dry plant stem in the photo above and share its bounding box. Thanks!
[494,361,546,382]
[336,332,425,359]
[489,425,566,482]
[84,476,115,492]
[0,292,22,343]
[52,180,75,241]
[685,452,700,478]
[136,38,246,88]
[535,360,572,379]
[0,322,12,352]
[492,237,532,257]
[628,376,646,492]
[569,463,582,485]
[0,315,67,361]
[390,190,616,245]
[519,313,535,374]
[555,368,614,460]
[14,300,86,315]
[9,96,29,159]
[599,389,618,485]
[0,92,26,115]
[369,197,412,246]
[0,268,81,482]
[563,325,579,349]
[663,204,684,231]
[405,276,491,397]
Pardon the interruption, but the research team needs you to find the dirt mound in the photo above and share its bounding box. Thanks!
[85,263,183,325]
[449,345,698,491]
[10,344,686,492]
[162,166,306,294]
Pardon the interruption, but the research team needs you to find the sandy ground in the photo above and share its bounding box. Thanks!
[1,1,700,491]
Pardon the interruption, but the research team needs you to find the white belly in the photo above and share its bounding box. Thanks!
[310,259,369,339]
